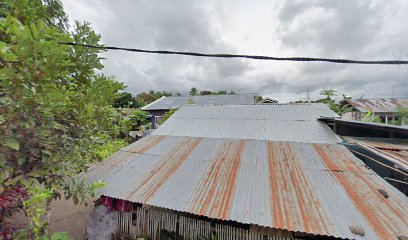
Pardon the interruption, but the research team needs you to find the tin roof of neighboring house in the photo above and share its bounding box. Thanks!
[344,137,408,172]
[141,94,256,111]
[347,98,408,113]
[152,104,340,143]
[85,134,408,240]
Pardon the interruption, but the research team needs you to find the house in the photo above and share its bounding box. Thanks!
[344,98,408,123]
[84,103,408,240]
[141,94,256,128]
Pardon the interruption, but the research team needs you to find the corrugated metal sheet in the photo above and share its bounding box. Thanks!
[347,98,408,113]
[344,137,408,172]
[141,94,256,111]
[167,103,338,120]
[85,135,408,240]
[152,104,341,144]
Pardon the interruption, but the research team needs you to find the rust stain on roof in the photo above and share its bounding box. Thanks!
[129,135,167,153]
[314,144,408,239]
[347,98,408,113]
[267,142,330,234]
[126,137,202,202]
[190,139,245,219]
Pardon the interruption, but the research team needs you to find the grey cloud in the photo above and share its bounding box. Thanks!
[62,0,408,102]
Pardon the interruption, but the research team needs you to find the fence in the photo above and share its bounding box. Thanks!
[116,205,296,240]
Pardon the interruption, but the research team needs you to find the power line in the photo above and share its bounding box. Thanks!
[59,42,408,65]
[349,149,408,177]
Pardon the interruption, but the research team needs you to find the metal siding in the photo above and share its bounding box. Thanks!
[142,94,256,111]
[86,135,408,240]
[155,118,341,143]
[171,104,339,120]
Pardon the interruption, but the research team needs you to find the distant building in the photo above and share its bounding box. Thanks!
[259,98,278,104]
[344,98,408,123]
[141,94,256,128]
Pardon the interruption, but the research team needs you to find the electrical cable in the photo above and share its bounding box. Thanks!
[349,149,408,177]
[58,42,408,65]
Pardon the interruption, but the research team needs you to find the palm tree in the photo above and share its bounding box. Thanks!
[320,89,337,100]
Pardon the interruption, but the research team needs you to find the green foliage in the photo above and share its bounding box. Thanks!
[114,92,136,108]
[320,89,337,100]
[93,139,128,160]
[118,109,150,137]
[22,187,53,238]
[0,3,125,238]
[50,232,71,240]
[189,87,235,96]
[161,109,177,123]
[134,91,173,107]
[189,87,198,96]
[0,0,69,31]
[362,111,382,123]
[396,107,408,125]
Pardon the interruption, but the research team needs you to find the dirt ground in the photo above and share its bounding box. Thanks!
[6,198,95,240]
[48,198,96,240]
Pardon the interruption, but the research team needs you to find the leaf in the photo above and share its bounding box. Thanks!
[3,137,20,150]
[18,157,25,166]
[0,115,5,124]
[0,153,6,166]
[41,149,52,156]
[50,232,71,240]
[90,180,106,190]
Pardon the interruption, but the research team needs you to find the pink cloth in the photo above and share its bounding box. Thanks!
[100,196,114,209]
[116,199,131,212]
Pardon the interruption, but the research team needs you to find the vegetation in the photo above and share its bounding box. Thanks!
[396,107,408,125]
[160,109,178,124]
[0,0,130,238]
[190,87,235,96]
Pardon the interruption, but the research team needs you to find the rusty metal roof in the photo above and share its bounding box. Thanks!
[347,98,408,113]
[344,137,408,172]
[85,135,408,240]
[141,94,256,111]
[152,104,341,143]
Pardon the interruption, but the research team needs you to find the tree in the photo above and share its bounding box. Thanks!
[189,87,198,96]
[396,107,408,125]
[216,90,227,95]
[320,89,337,101]
[0,2,125,238]
[114,92,136,108]
[200,90,213,95]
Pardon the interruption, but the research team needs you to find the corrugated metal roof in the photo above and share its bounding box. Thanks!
[85,135,408,240]
[344,137,408,172]
[141,94,256,111]
[347,98,408,113]
[152,104,341,144]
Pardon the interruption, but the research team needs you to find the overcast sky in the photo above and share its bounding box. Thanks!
[61,0,408,102]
